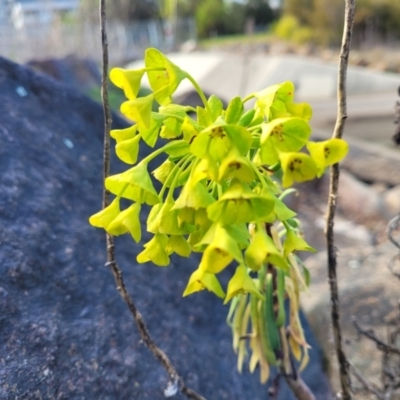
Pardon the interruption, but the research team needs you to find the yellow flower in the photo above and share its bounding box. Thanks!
[89,198,120,229]
[279,152,318,188]
[183,268,225,298]
[224,265,264,304]
[110,68,145,100]
[105,162,160,205]
[245,227,289,271]
[307,139,349,177]
[107,203,141,243]
[137,234,170,267]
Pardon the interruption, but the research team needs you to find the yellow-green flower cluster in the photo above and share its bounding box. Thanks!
[89,48,349,382]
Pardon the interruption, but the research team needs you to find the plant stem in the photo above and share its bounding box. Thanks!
[185,72,212,115]
[99,2,205,399]
[324,1,355,399]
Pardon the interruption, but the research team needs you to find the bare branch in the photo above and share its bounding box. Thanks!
[353,318,400,357]
[324,1,355,399]
[348,360,384,400]
[99,2,205,399]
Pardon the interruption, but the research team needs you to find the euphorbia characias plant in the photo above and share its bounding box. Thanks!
[90,48,348,384]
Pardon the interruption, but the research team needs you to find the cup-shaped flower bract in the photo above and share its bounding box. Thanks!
[105,162,160,205]
[190,120,252,163]
[89,198,120,230]
[283,227,316,257]
[110,125,137,144]
[110,68,145,100]
[107,203,141,242]
[245,227,289,271]
[307,138,349,177]
[183,268,225,298]
[279,152,318,188]
[115,134,141,165]
[145,48,187,106]
[173,180,215,211]
[218,149,256,182]
[147,200,187,236]
[199,224,244,274]
[260,117,311,165]
[224,264,264,304]
[137,233,170,266]
[207,180,274,225]
[254,81,294,120]
[166,235,191,258]
[120,94,155,130]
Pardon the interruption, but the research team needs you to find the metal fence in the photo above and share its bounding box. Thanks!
[0,18,197,64]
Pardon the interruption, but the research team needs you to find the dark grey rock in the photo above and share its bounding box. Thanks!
[0,56,331,400]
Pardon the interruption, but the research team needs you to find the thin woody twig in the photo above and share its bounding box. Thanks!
[324,1,355,399]
[99,2,205,399]
[348,360,384,400]
[353,318,400,357]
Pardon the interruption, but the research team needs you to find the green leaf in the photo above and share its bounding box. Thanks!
[110,125,137,144]
[105,162,160,205]
[208,94,224,121]
[120,94,155,130]
[223,124,252,156]
[115,135,141,164]
[145,48,187,105]
[197,106,212,127]
[109,67,145,100]
[225,97,244,124]
[279,152,318,188]
[238,108,255,127]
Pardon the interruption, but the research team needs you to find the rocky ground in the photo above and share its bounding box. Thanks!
[0,57,331,399]
[2,51,400,399]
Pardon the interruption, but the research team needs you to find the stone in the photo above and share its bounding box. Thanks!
[383,185,400,219]
[302,240,400,397]
[0,56,331,399]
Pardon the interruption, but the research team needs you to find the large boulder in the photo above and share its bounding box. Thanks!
[0,56,330,399]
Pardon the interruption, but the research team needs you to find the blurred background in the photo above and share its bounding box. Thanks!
[2,2,400,396]
[1,0,400,66]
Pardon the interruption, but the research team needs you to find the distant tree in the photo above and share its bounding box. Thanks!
[281,0,400,46]
[196,0,225,38]
[245,0,275,28]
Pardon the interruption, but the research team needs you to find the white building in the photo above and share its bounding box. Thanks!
[5,0,79,29]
